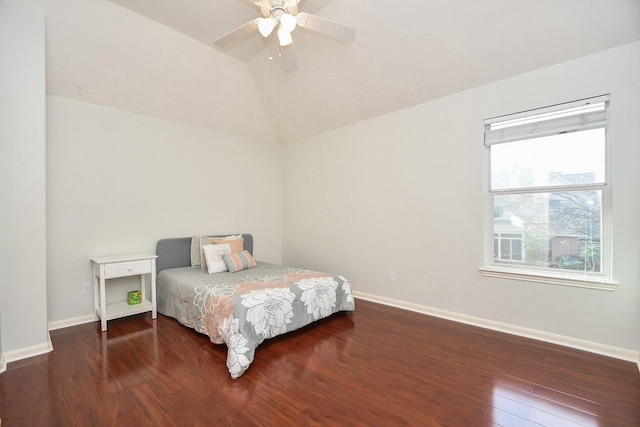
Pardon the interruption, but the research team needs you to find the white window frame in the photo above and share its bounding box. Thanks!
[480,95,617,291]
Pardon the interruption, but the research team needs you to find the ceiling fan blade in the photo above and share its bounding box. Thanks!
[296,12,355,43]
[257,2,271,17]
[283,0,301,8]
[284,0,299,16]
[213,18,261,48]
[279,43,298,72]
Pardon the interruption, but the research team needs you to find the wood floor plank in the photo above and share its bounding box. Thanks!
[492,390,586,426]
[1,299,638,426]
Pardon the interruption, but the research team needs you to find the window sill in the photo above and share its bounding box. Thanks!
[479,267,618,291]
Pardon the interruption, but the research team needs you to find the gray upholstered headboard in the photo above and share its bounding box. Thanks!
[156,234,253,273]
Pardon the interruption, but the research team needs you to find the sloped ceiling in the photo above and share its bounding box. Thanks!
[46,0,640,143]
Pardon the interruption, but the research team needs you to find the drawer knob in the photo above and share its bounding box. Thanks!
[127,266,133,271]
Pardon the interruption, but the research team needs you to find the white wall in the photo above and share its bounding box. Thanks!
[282,42,640,354]
[46,96,282,324]
[0,0,50,361]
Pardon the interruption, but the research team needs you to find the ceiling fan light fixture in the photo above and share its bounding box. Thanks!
[279,13,297,33]
[277,27,293,46]
[213,0,356,72]
[257,17,276,37]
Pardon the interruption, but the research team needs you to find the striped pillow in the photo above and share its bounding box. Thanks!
[222,250,256,273]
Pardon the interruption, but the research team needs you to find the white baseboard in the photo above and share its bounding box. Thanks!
[48,314,97,331]
[0,315,96,370]
[3,336,53,365]
[354,291,640,365]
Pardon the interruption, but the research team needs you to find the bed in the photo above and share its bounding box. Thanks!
[156,234,355,379]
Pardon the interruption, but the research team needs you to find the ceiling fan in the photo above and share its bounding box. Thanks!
[213,0,355,71]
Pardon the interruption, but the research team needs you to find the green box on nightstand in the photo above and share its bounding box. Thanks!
[127,290,142,305]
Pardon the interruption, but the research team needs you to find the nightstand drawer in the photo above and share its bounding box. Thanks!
[104,259,152,279]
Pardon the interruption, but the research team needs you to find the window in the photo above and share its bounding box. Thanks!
[494,233,523,262]
[481,96,616,290]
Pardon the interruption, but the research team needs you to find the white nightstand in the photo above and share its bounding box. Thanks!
[91,253,157,331]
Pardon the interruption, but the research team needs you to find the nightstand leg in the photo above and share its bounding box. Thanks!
[151,260,157,319]
[93,273,99,323]
[100,267,107,331]
[140,274,146,303]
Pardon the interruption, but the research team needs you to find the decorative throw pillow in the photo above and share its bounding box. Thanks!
[202,243,232,274]
[212,236,244,253]
[191,236,218,268]
[190,236,201,267]
[222,250,256,273]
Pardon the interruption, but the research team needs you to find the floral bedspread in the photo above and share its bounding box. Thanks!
[157,262,355,378]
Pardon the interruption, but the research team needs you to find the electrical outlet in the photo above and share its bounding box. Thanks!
[388,271,396,282]
[82,282,91,295]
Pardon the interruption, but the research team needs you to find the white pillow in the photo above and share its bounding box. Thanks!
[202,243,231,274]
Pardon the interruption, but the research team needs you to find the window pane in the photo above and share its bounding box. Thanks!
[500,237,512,260]
[492,190,601,272]
[490,128,605,190]
[494,234,523,262]
[511,239,522,261]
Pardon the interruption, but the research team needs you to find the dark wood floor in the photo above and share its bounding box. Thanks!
[1,299,639,426]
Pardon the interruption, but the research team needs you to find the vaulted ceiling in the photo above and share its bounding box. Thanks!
[45,0,640,143]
